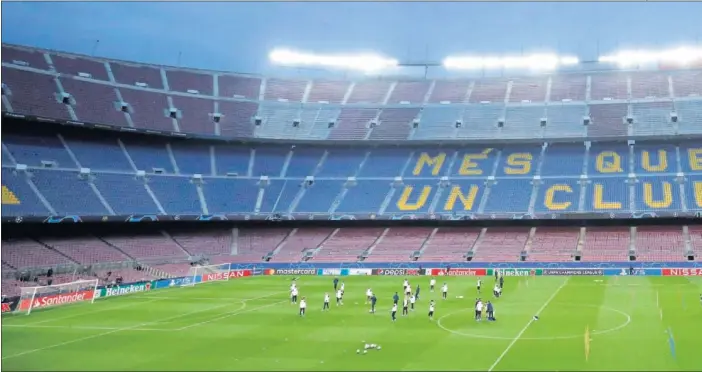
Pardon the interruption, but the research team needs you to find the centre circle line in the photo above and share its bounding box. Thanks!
[436,302,631,341]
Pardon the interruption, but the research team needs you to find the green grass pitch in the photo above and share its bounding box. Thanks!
[2,275,702,371]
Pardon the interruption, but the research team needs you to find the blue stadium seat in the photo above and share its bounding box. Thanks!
[1,168,50,216]
[4,134,76,168]
[202,178,260,213]
[252,147,288,177]
[171,143,211,175]
[385,180,438,214]
[215,146,250,176]
[541,144,585,177]
[534,179,581,213]
[122,139,174,173]
[634,176,682,212]
[92,173,160,215]
[147,176,202,214]
[65,136,133,172]
[31,169,109,215]
[294,181,344,213]
[357,150,409,177]
[315,149,365,177]
[286,149,325,177]
[633,144,677,175]
[588,144,629,176]
[483,179,533,213]
[335,181,391,214]
[684,174,702,211]
[584,177,629,212]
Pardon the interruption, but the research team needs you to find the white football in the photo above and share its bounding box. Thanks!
[356,349,360,354]
[363,350,367,354]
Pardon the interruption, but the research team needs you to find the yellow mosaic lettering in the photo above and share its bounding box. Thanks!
[593,184,622,209]
[688,149,702,171]
[443,185,479,211]
[641,150,668,172]
[643,182,672,209]
[595,151,623,174]
[396,185,432,211]
[458,149,492,176]
[412,153,446,176]
[504,153,532,175]
[543,184,573,211]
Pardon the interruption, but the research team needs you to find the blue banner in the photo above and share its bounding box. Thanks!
[603,268,662,276]
[152,276,196,289]
[316,268,349,276]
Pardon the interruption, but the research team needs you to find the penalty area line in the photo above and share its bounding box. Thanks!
[487,278,569,372]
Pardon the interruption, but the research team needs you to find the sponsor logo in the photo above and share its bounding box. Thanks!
[662,268,702,276]
[376,269,407,276]
[1,303,11,313]
[265,269,276,276]
[320,269,341,276]
[430,268,487,276]
[270,269,316,276]
[18,290,95,311]
[348,268,372,276]
[493,269,541,277]
[201,269,252,282]
[542,269,604,276]
[100,282,152,298]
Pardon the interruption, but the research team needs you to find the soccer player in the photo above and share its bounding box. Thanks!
[391,303,398,322]
[299,297,307,317]
[370,294,377,313]
[477,278,482,294]
[415,285,420,300]
[291,286,299,304]
[430,277,436,292]
[340,281,345,295]
[475,299,483,321]
[403,278,409,292]
[323,292,330,311]
[494,284,502,298]
[410,294,416,311]
[402,297,409,316]
[499,275,504,289]
[366,288,373,304]
[336,289,343,306]
[494,269,499,280]
[441,283,448,300]
[428,300,435,320]
[486,300,495,321]
[405,283,412,297]
[393,292,399,305]
[290,281,297,292]
[333,277,339,291]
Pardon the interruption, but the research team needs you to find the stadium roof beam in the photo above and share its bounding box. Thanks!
[269,48,398,73]
[443,53,579,71]
[599,46,702,67]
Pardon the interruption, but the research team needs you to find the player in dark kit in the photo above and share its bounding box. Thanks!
[370,294,377,313]
[333,277,339,291]
[499,275,504,289]
[393,292,400,305]
[415,285,420,300]
[487,301,495,321]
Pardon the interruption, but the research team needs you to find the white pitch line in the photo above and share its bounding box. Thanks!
[1,290,287,361]
[23,298,164,325]
[2,298,240,360]
[1,324,172,332]
[176,300,286,331]
[656,290,660,308]
[487,278,569,372]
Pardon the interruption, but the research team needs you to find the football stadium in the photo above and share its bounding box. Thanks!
[2,3,702,371]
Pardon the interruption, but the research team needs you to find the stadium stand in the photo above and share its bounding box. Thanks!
[2,43,702,298]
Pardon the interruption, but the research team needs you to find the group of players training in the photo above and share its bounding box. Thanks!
[289,270,507,321]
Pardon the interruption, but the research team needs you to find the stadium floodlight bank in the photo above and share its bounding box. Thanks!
[183,263,234,287]
[16,279,99,315]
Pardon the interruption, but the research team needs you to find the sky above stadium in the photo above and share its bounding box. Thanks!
[2,2,701,76]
